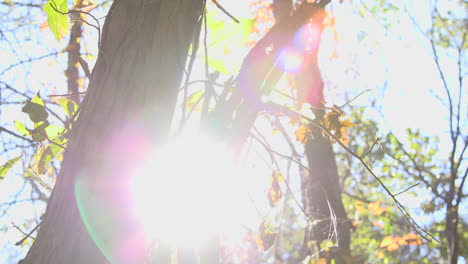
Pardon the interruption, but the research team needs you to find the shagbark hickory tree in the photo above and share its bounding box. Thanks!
[21,0,204,263]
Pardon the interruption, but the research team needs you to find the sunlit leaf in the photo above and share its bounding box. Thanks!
[402,233,423,246]
[24,168,52,191]
[380,236,394,248]
[57,98,78,118]
[368,201,388,215]
[44,0,69,40]
[296,123,312,144]
[323,106,355,144]
[184,90,204,112]
[33,136,66,175]
[0,156,21,180]
[207,11,255,48]
[73,0,93,9]
[386,242,400,252]
[14,121,30,136]
[256,221,278,251]
[45,125,65,139]
[268,171,283,207]
[317,258,327,264]
[205,11,255,75]
[373,220,385,229]
[354,201,366,214]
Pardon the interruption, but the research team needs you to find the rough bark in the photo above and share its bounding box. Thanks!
[446,203,459,264]
[21,0,203,263]
[65,13,82,103]
[294,8,351,263]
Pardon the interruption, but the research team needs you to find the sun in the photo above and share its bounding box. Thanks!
[130,134,254,248]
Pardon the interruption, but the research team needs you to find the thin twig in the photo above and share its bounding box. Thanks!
[394,183,420,196]
[48,92,86,97]
[14,221,42,246]
[339,89,373,108]
[211,0,240,23]
[360,137,381,158]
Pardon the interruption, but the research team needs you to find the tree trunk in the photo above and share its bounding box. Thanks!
[301,109,351,261]
[21,0,203,263]
[65,13,82,104]
[296,11,351,262]
[446,202,459,264]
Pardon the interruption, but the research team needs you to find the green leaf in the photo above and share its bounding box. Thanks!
[207,57,230,75]
[31,121,50,142]
[205,11,254,75]
[14,121,30,136]
[207,12,255,48]
[45,125,65,139]
[35,136,65,174]
[57,98,78,118]
[0,156,21,180]
[44,0,69,40]
[24,168,51,191]
[22,94,48,123]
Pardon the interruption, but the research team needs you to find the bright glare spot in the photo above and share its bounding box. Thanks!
[278,48,303,73]
[131,135,253,247]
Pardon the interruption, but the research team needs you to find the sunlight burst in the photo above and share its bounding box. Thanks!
[130,135,253,247]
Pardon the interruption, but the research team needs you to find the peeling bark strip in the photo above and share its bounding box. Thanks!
[21,1,204,263]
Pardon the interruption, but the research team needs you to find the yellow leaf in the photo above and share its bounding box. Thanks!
[296,123,312,144]
[368,201,388,215]
[377,250,385,259]
[354,201,366,214]
[341,119,356,128]
[268,171,283,207]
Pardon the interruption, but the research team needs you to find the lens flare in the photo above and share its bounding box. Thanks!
[75,120,257,263]
[278,48,303,73]
[130,135,254,247]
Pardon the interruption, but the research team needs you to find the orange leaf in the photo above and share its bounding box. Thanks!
[368,201,388,215]
[256,221,278,251]
[73,0,94,9]
[373,221,385,229]
[403,233,423,246]
[295,123,311,144]
[386,242,400,252]
[317,258,327,264]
